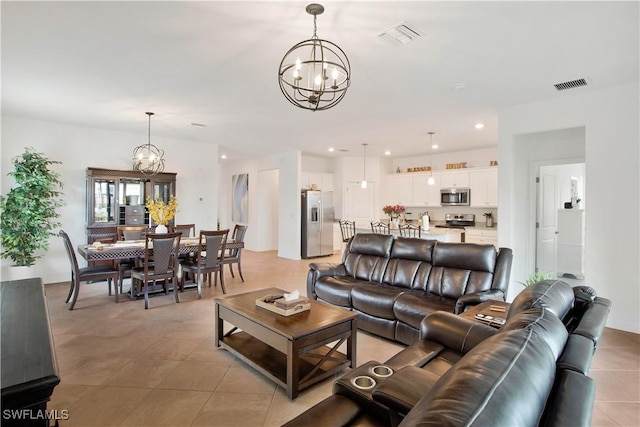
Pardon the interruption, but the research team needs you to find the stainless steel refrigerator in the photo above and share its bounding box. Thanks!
[301,190,334,259]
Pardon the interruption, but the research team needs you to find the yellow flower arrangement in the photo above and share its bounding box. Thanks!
[146,195,178,225]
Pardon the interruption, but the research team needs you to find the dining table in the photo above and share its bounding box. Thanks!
[77,237,244,300]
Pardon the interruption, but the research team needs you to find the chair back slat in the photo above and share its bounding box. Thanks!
[339,220,356,242]
[59,230,80,278]
[118,225,147,241]
[398,223,422,238]
[228,225,247,256]
[143,233,181,277]
[370,221,391,235]
[175,224,195,237]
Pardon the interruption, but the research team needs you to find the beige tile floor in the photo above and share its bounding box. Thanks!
[45,250,639,426]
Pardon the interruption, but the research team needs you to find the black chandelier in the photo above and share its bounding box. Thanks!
[132,112,165,176]
[278,3,351,111]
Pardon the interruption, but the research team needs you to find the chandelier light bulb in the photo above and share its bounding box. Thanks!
[361,180,367,189]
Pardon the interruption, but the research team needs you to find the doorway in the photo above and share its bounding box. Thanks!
[535,162,585,278]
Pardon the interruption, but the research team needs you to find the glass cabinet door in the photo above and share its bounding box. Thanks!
[153,181,173,203]
[119,179,144,206]
[93,179,116,223]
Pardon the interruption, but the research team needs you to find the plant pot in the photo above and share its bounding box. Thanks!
[155,224,168,234]
[7,265,36,281]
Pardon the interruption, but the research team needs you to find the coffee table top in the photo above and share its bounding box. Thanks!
[215,287,356,340]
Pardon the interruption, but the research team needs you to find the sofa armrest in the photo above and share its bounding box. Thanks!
[372,367,442,416]
[306,262,346,300]
[454,289,505,314]
[557,334,595,374]
[572,297,612,347]
[419,311,498,353]
[539,369,595,427]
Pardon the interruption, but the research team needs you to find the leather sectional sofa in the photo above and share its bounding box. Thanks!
[307,233,513,344]
[284,280,612,427]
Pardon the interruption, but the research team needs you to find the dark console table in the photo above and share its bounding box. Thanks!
[1,278,61,426]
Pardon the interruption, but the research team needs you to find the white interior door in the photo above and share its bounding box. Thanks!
[536,170,558,275]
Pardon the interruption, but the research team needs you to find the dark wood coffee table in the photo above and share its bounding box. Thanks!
[214,287,357,399]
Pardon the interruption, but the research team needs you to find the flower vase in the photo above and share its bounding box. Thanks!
[155,224,168,234]
[391,218,399,229]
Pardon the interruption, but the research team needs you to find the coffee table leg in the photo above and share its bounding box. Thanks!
[287,340,300,399]
[348,319,357,367]
[214,303,222,347]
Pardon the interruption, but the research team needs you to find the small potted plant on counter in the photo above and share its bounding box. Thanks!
[0,148,64,280]
[383,204,405,228]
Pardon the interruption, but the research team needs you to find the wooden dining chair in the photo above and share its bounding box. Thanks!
[181,229,229,297]
[339,220,356,243]
[174,224,195,238]
[59,230,120,310]
[116,225,148,293]
[370,221,391,235]
[130,232,181,309]
[222,224,247,282]
[398,223,422,238]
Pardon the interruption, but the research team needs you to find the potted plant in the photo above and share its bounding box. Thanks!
[519,271,554,287]
[0,148,64,279]
[382,204,405,228]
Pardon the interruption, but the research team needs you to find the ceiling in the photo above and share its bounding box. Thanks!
[2,1,638,160]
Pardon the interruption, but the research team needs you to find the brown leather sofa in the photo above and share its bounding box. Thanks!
[284,280,612,427]
[307,233,513,344]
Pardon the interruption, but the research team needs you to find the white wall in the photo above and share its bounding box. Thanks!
[499,82,640,333]
[1,115,220,283]
[220,150,301,259]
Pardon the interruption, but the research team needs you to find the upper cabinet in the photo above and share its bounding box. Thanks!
[86,168,177,228]
[440,170,470,188]
[386,173,441,207]
[301,172,334,192]
[469,168,498,207]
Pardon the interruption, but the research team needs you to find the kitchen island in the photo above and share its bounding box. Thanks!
[356,226,463,242]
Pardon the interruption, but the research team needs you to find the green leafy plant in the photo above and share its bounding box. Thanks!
[0,148,64,266]
[519,271,554,287]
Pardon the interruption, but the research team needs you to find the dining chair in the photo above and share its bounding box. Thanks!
[130,232,182,309]
[222,224,247,282]
[398,223,422,238]
[59,230,120,310]
[116,225,148,293]
[339,220,356,242]
[370,221,391,235]
[181,229,229,297]
[174,224,195,238]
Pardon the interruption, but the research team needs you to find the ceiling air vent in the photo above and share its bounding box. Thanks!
[554,78,588,91]
[378,22,422,46]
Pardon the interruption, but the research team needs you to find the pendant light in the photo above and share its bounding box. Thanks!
[278,3,351,111]
[428,132,436,186]
[361,143,368,189]
[132,112,165,176]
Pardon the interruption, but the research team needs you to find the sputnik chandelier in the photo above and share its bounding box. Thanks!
[132,112,165,176]
[278,3,351,111]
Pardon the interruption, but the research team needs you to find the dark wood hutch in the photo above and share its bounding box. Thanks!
[86,167,176,244]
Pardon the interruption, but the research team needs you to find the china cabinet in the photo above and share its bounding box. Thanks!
[85,168,176,243]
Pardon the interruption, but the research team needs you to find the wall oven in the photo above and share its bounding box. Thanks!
[440,188,470,206]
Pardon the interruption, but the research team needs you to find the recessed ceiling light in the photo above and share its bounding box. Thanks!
[220,154,227,159]
[475,123,484,129]
[432,144,438,149]
[454,83,467,91]
[328,147,335,152]
[384,150,391,156]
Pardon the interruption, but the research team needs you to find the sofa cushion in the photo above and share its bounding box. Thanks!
[502,307,569,360]
[393,291,456,329]
[390,237,435,262]
[314,276,359,307]
[351,283,401,319]
[399,329,557,427]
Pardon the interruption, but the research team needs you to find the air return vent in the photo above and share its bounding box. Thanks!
[378,22,422,46]
[554,78,588,91]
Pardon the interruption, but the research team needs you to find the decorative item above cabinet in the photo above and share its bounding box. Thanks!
[85,168,176,229]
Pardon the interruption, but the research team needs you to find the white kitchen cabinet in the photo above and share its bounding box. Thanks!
[301,172,334,192]
[469,168,498,207]
[464,228,498,247]
[441,170,470,188]
[412,172,441,207]
[386,174,413,206]
[557,209,585,279]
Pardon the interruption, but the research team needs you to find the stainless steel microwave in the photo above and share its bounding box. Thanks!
[440,188,470,206]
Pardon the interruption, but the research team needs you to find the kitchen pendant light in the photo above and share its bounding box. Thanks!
[278,3,351,111]
[361,143,368,189]
[132,112,165,176]
[428,132,436,186]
